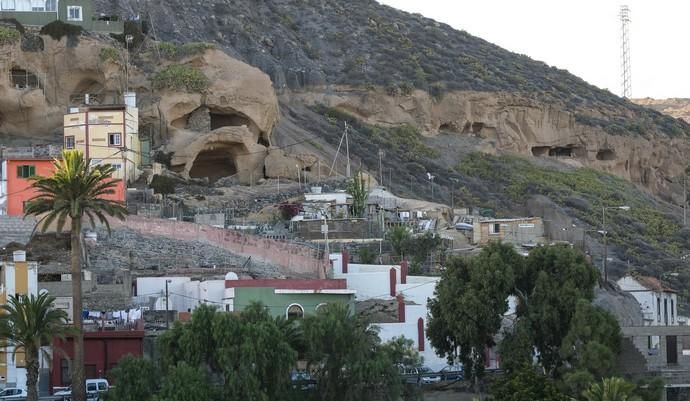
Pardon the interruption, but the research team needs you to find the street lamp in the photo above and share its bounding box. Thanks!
[602,205,631,284]
[426,172,435,201]
[165,279,172,329]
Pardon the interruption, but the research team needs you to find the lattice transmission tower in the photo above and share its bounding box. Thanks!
[620,5,632,98]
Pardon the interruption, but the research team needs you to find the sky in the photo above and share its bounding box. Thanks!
[377,0,689,99]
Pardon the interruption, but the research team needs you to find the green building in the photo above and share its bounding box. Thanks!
[224,278,356,319]
[0,0,123,33]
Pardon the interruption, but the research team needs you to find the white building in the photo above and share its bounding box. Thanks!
[617,275,679,326]
[134,276,226,313]
[0,251,39,389]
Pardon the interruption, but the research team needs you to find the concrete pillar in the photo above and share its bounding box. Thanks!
[417,318,425,351]
[389,268,396,298]
[400,259,408,284]
[397,294,405,323]
[342,248,349,274]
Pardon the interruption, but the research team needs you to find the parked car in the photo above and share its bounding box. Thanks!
[290,370,316,390]
[399,365,441,385]
[54,379,109,401]
[440,364,463,381]
[0,388,27,399]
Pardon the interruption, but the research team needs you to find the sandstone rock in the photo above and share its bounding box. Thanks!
[293,88,690,200]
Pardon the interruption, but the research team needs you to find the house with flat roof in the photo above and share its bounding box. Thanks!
[0,0,123,32]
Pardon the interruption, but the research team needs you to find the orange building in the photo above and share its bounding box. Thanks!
[4,158,56,216]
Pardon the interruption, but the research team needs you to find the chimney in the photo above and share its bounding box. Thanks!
[389,268,397,297]
[400,260,408,284]
[12,250,26,263]
[397,294,405,323]
[342,248,349,274]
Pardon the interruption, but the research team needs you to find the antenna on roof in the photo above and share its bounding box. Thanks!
[620,5,632,98]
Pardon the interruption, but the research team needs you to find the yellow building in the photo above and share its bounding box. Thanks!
[63,95,140,199]
[0,250,38,389]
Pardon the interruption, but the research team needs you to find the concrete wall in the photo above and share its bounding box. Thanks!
[473,217,544,246]
[180,280,225,312]
[115,216,326,278]
[135,277,190,312]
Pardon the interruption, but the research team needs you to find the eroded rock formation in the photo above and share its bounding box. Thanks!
[294,88,690,200]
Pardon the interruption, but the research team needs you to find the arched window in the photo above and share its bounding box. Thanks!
[286,304,304,320]
[315,303,328,312]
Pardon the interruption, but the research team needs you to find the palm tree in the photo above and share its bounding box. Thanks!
[582,377,642,401]
[24,150,127,401]
[0,293,71,401]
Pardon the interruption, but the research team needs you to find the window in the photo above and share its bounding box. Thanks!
[657,298,661,322]
[111,163,122,171]
[489,223,501,235]
[45,0,56,11]
[1,0,16,11]
[60,359,71,386]
[108,133,122,146]
[648,336,660,355]
[87,383,97,392]
[97,382,107,391]
[89,159,102,168]
[665,299,669,325]
[67,6,82,21]
[64,136,75,149]
[315,303,328,312]
[672,299,675,323]
[286,304,304,321]
[16,165,35,178]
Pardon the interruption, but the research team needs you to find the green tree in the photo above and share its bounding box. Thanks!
[634,378,664,401]
[427,243,520,384]
[582,377,642,401]
[559,301,621,381]
[159,303,297,401]
[517,245,599,376]
[0,293,70,401]
[346,171,368,218]
[107,355,159,401]
[302,303,406,401]
[489,367,570,401]
[24,150,127,401]
[155,362,217,401]
[385,226,411,259]
[357,247,377,264]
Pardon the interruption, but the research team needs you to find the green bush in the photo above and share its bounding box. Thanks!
[39,20,82,41]
[158,41,215,59]
[152,65,209,92]
[0,26,20,45]
[99,47,120,63]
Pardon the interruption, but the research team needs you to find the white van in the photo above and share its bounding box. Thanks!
[54,379,109,401]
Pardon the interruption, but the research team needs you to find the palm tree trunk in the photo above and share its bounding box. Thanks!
[26,354,39,401]
[70,217,85,401]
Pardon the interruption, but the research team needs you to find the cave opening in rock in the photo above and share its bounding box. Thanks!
[471,122,484,134]
[531,146,550,157]
[258,135,270,147]
[189,143,246,181]
[11,68,42,90]
[549,146,576,157]
[210,112,252,131]
[439,122,459,133]
[596,149,616,161]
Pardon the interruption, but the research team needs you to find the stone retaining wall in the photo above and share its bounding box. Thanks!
[113,216,326,278]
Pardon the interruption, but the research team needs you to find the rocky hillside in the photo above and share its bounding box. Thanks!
[633,98,690,122]
[1,1,690,294]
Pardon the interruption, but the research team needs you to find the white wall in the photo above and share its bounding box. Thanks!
[617,277,679,326]
[137,277,190,312]
[376,320,447,371]
[334,271,397,300]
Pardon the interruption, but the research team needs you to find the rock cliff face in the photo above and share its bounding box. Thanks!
[633,98,690,122]
[296,88,690,200]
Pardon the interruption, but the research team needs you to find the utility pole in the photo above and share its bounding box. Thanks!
[684,172,687,226]
[378,149,384,185]
[345,122,351,178]
[165,279,172,329]
[620,5,632,98]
